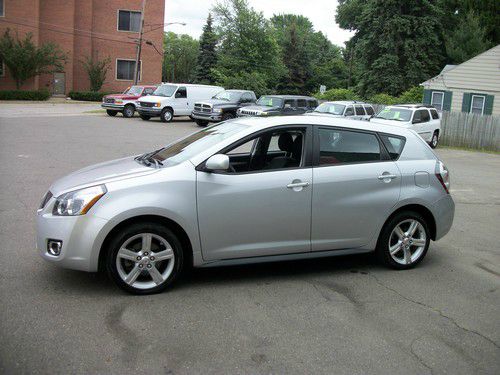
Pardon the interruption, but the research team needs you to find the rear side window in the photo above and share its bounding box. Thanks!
[365,105,374,115]
[379,134,405,160]
[318,128,381,165]
[430,109,439,119]
[355,105,366,115]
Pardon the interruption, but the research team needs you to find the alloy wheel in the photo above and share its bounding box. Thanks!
[388,219,427,265]
[115,233,175,290]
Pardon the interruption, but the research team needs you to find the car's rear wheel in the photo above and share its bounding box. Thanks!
[123,104,135,118]
[196,119,209,127]
[376,211,430,269]
[139,114,150,121]
[429,131,439,149]
[160,108,174,123]
[106,110,118,117]
[105,222,184,294]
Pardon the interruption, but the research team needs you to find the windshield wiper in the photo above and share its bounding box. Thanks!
[134,149,164,168]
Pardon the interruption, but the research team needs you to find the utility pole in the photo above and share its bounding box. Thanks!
[133,0,146,85]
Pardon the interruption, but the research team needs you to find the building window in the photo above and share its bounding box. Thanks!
[470,95,485,114]
[0,0,4,17]
[431,91,444,111]
[118,10,141,32]
[116,59,141,81]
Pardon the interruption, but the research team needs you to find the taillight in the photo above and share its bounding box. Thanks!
[435,161,450,194]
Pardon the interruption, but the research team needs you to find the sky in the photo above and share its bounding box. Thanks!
[163,0,354,47]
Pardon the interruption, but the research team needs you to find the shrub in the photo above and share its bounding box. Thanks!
[68,91,109,101]
[0,89,50,100]
[369,93,398,105]
[398,86,423,104]
[315,88,360,101]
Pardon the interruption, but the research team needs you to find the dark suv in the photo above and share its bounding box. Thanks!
[192,90,257,126]
[236,95,318,117]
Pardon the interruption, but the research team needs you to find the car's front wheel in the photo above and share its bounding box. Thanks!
[123,104,135,118]
[376,211,430,269]
[105,222,184,294]
[106,110,118,117]
[429,131,439,149]
[160,108,174,123]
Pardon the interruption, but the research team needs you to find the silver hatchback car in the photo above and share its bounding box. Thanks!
[37,116,454,294]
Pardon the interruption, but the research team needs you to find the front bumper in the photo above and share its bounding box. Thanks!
[137,107,161,116]
[36,200,109,272]
[431,194,455,240]
[101,103,125,110]
[191,112,222,122]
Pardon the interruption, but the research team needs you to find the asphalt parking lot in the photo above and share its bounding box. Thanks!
[0,110,499,374]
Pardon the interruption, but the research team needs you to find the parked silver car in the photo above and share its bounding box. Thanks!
[37,116,454,294]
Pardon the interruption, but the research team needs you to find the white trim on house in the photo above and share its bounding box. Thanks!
[115,58,142,81]
[0,0,4,17]
[116,9,142,33]
[470,94,486,115]
[431,91,444,111]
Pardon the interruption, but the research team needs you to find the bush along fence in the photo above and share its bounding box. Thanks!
[439,111,500,152]
[68,91,109,101]
[0,89,51,101]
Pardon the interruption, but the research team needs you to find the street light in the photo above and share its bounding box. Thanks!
[144,22,187,34]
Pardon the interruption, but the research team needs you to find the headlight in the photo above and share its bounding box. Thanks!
[213,108,223,113]
[155,102,161,107]
[53,185,107,216]
[115,99,123,104]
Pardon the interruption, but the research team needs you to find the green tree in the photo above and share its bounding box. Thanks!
[195,13,218,84]
[81,54,110,92]
[336,0,446,97]
[212,0,285,93]
[0,29,67,89]
[162,32,199,83]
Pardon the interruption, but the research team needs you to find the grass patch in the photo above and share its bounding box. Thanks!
[83,109,106,114]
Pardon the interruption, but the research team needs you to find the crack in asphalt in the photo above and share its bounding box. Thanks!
[368,273,500,350]
[409,336,433,375]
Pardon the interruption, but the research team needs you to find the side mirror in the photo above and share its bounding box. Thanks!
[205,154,230,172]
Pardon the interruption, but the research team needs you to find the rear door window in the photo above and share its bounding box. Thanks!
[284,99,295,108]
[355,105,366,115]
[297,99,307,108]
[430,109,439,119]
[420,109,430,122]
[379,134,405,160]
[364,105,374,115]
[308,100,318,109]
[317,128,381,165]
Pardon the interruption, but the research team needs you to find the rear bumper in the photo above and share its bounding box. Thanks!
[101,103,124,110]
[431,194,455,240]
[191,112,222,122]
[137,107,161,116]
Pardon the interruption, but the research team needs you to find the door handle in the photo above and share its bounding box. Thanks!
[287,181,309,189]
[378,174,397,180]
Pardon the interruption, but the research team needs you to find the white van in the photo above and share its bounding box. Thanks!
[136,83,224,122]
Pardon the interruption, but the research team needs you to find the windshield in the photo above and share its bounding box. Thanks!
[213,91,241,101]
[151,122,249,166]
[153,85,177,97]
[374,107,412,122]
[123,86,143,96]
[314,103,346,115]
[256,96,283,108]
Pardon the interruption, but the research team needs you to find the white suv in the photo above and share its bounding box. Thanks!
[308,101,375,121]
[370,105,441,148]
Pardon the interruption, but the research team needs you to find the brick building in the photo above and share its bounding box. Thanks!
[0,0,164,94]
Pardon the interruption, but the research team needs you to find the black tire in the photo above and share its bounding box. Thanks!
[429,131,439,149]
[222,112,235,121]
[106,110,118,117]
[123,104,135,118]
[105,222,184,295]
[376,211,430,270]
[195,119,209,127]
[160,108,174,123]
[139,114,150,121]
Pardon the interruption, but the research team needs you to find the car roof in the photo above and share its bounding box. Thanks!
[225,89,251,93]
[231,115,414,137]
[160,83,223,88]
[322,101,372,105]
[392,104,436,109]
[261,95,317,100]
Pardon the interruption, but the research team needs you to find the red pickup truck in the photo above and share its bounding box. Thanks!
[102,85,157,118]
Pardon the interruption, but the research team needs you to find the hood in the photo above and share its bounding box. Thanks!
[49,156,158,196]
[306,112,342,117]
[105,93,140,100]
[197,99,238,107]
[138,95,168,103]
[370,118,410,126]
[242,105,280,112]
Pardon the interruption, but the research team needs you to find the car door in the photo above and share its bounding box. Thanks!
[412,109,432,141]
[196,125,313,261]
[311,126,401,251]
[173,86,189,115]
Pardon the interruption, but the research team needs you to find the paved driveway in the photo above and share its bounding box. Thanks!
[0,113,499,374]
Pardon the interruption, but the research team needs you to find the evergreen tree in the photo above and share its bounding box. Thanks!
[195,13,218,84]
[336,0,446,97]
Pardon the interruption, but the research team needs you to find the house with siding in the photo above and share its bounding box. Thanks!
[421,44,500,116]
